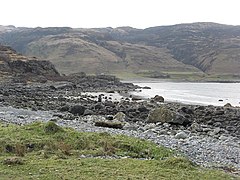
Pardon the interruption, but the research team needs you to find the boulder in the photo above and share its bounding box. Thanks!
[93,103,103,110]
[131,96,142,101]
[138,106,149,112]
[190,122,202,132]
[147,106,174,123]
[59,104,70,112]
[142,86,151,89]
[179,106,194,114]
[114,112,126,122]
[147,106,190,125]
[95,120,123,129]
[3,157,24,165]
[83,109,95,116]
[106,90,115,93]
[224,103,232,107]
[175,131,188,139]
[106,115,114,120]
[69,105,86,115]
[214,110,224,115]
[173,114,191,126]
[104,101,115,108]
[152,95,164,102]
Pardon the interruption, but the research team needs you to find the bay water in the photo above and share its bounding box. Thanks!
[131,82,240,106]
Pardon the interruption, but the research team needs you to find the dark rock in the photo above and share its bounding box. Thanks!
[142,86,151,89]
[106,115,114,120]
[107,90,115,93]
[59,104,70,112]
[214,110,224,116]
[53,114,63,118]
[180,106,194,114]
[94,103,104,110]
[214,118,225,122]
[224,103,232,107]
[152,95,164,102]
[138,106,149,112]
[104,101,115,108]
[132,96,142,101]
[57,95,67,101]
[207,120,214,125]
[5,145,14,153]
[98,95,102,102]
[95,121,123,129]
[172,114,191,126]
[69,105,86,115]
[3,157,24,165]
[204,116,212,121]
[226,126,236,131]
[214,122,222,127]
[195,106,205,110]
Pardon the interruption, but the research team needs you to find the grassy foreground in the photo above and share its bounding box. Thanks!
[0,121,237,179]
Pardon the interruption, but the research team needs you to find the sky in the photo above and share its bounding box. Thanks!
[1,0,240,29]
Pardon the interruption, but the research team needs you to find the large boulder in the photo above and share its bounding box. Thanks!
[147,106,190,125]
[69,105,86,115]
[147,106,174,123]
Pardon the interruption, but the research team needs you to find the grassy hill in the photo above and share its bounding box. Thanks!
[0,23,240,80]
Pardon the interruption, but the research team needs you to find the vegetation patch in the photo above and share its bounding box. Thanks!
[0,122,237,179]
[0,122,173,159]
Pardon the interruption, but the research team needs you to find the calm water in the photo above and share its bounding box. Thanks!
[132,82,240,106]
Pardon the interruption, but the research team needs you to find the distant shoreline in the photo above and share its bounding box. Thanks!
[122,78,240,84]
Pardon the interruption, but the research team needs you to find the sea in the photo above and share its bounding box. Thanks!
[131,82,240,106]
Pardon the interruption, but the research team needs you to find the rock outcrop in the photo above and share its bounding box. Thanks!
[0,45,60,82]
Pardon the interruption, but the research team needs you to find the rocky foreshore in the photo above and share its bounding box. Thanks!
[0,81,240,174]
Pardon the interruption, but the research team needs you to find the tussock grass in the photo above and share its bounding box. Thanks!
[0,122,173,159]
[0,122,237,179]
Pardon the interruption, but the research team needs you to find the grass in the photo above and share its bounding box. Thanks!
[0,121,173,159]
[114,70,240,82]
[0,122,238,179]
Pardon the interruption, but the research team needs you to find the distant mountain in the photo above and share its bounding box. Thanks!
[0,22,240,79]
[0,45,60,82]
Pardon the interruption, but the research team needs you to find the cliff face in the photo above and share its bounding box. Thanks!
[0,45,60,82]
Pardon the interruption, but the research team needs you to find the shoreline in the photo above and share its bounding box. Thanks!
[0,81,239,173]
[121,77,240,84]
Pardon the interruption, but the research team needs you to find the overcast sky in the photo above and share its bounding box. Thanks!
[1,0,240,29]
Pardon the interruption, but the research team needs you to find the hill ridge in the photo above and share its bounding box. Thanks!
[0,22,240,78]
